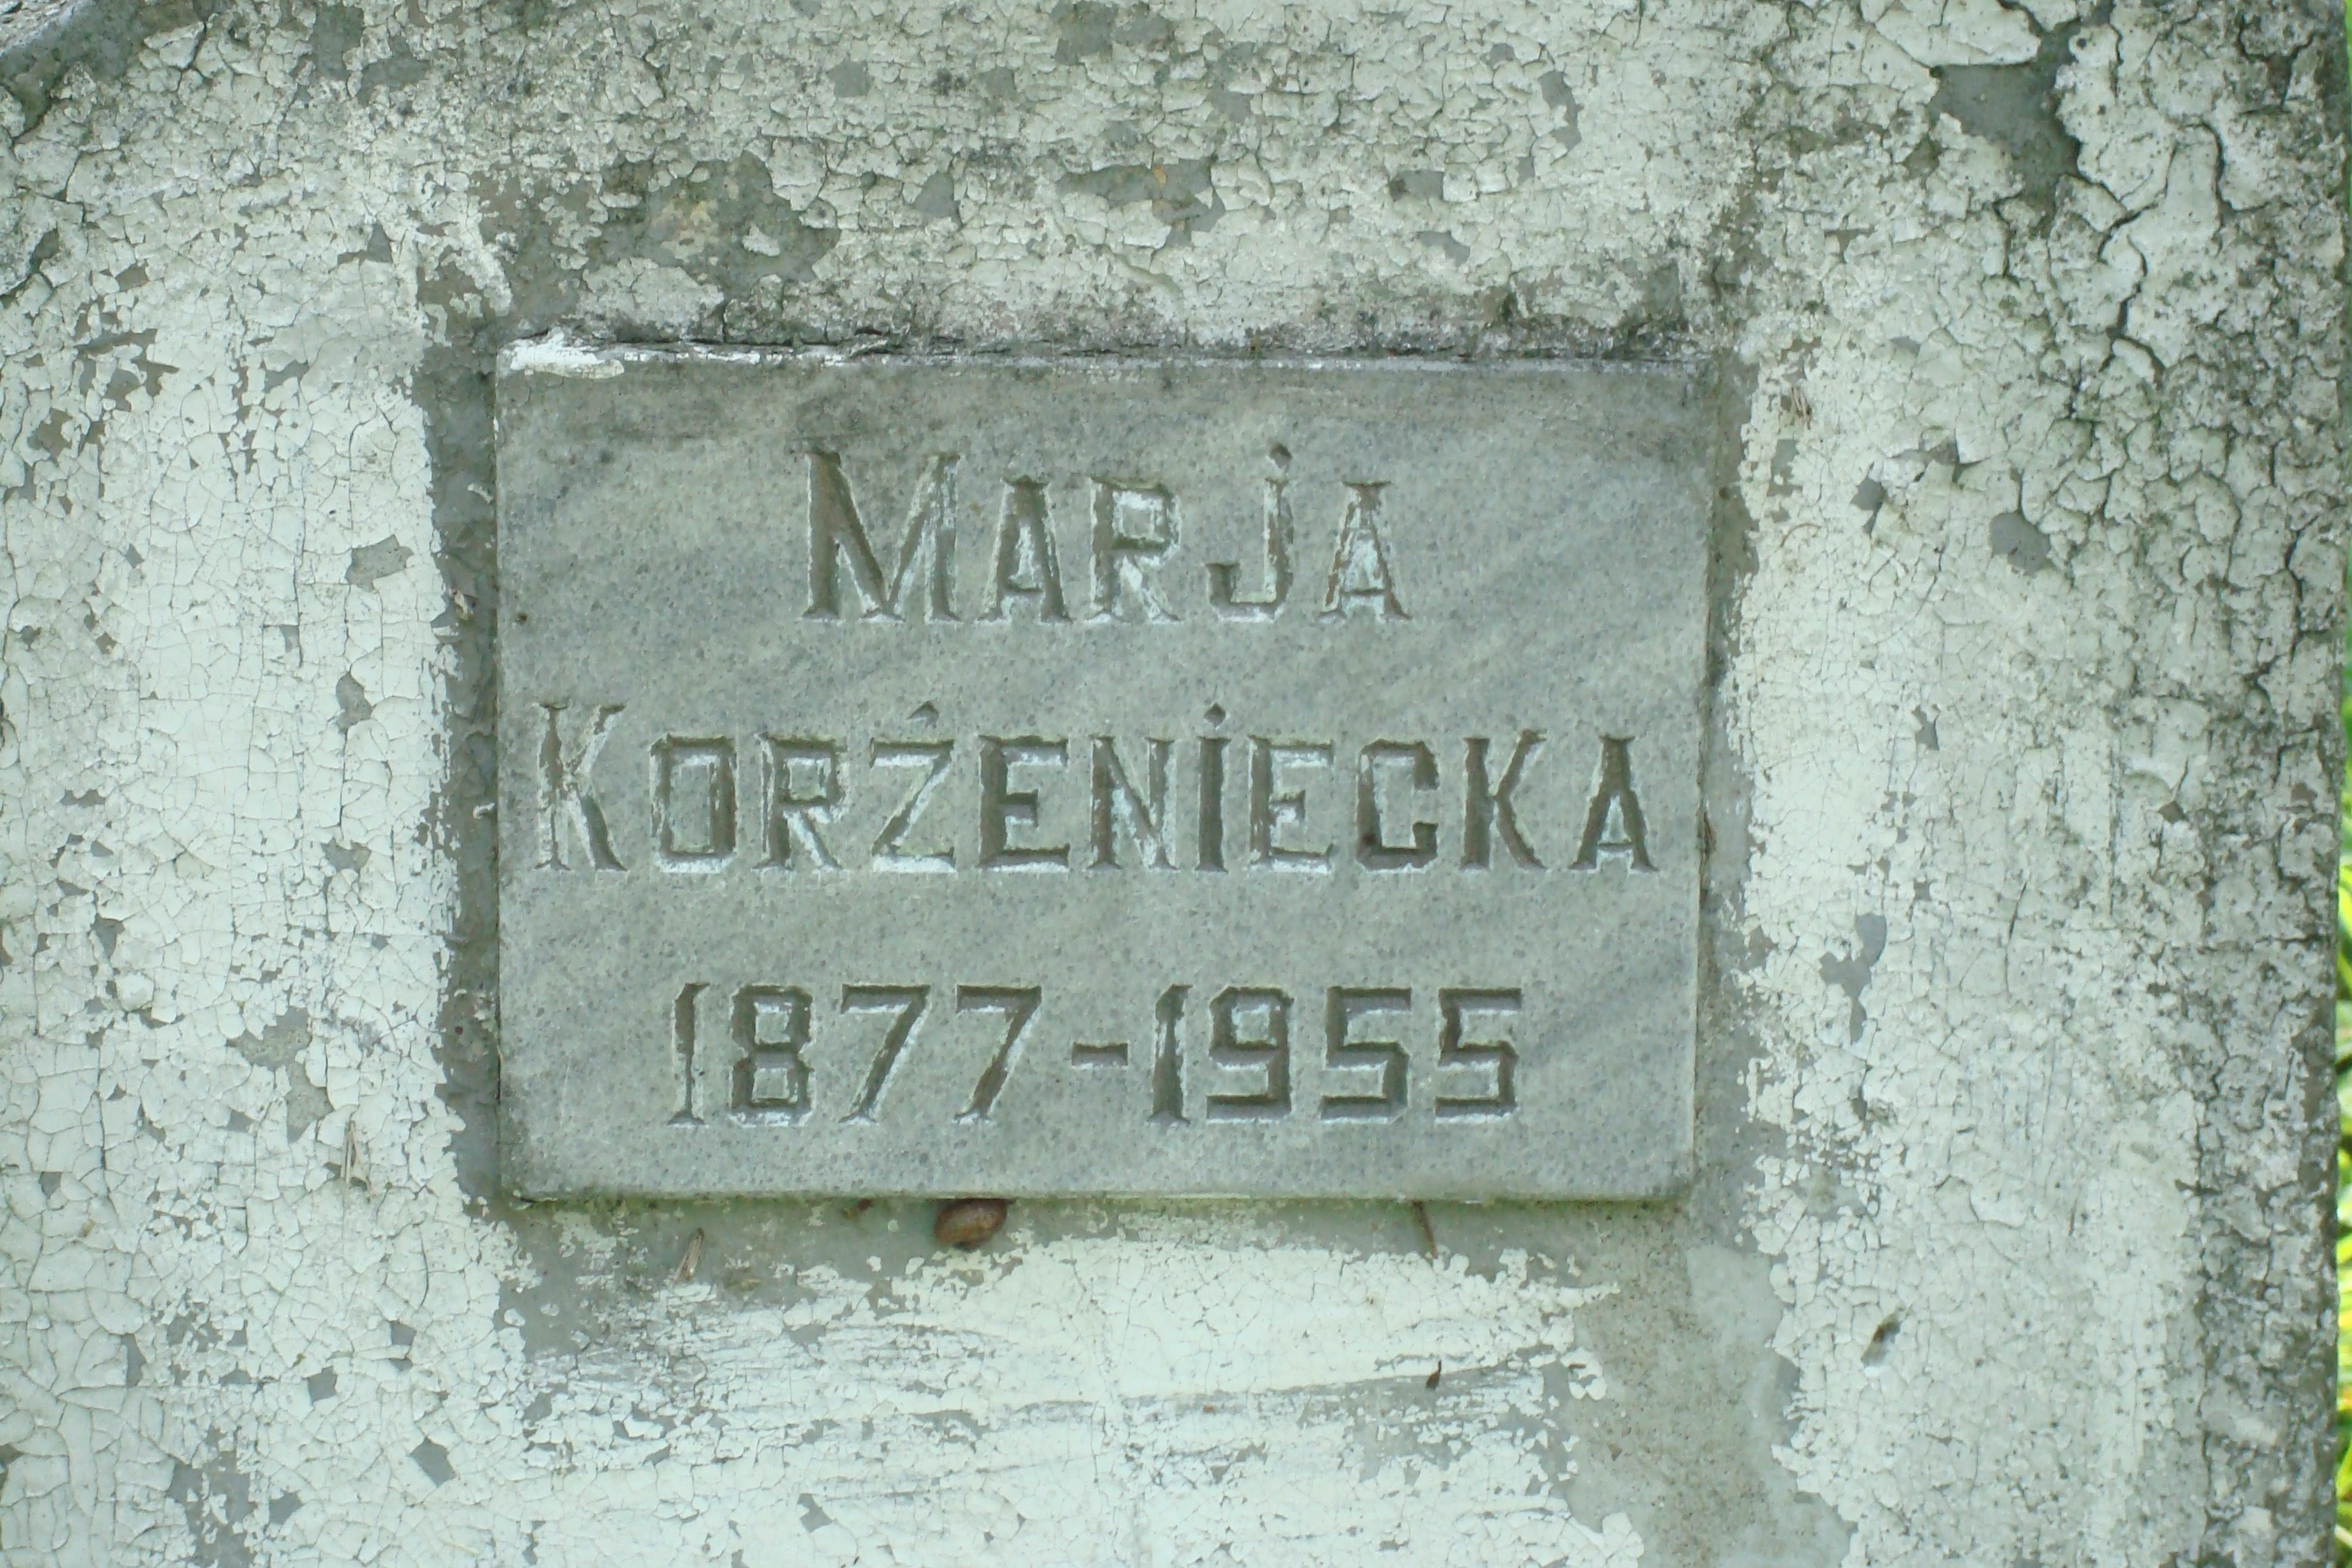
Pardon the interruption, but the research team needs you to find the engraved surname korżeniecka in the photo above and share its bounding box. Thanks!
[531,711,1658,879]
[663,978,1523,1129]
[802,450,1406,624]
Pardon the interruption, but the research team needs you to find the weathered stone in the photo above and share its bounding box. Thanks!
[497,352,1709,1198]
[3,0,2341,1561]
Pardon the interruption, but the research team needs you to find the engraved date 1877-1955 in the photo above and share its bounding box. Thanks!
[665,981,1523,1129]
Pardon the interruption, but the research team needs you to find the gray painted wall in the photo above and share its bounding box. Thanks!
[0,0,2341,1562]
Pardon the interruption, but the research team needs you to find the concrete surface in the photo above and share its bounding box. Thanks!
[0,0,2343,1563]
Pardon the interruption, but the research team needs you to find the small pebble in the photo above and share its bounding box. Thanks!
[934,1197,1009,1250]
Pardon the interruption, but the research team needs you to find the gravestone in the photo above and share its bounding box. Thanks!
[0,2,2342,1565]
[497,354,1708,1199]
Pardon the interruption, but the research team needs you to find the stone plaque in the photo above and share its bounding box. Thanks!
[496,350,1710,1198]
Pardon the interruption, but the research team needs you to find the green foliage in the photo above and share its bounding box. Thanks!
[2338,390,2352,1559]
[2337,744,2352,1554]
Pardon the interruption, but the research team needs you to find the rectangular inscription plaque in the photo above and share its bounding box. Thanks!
[496,351,1709,1199]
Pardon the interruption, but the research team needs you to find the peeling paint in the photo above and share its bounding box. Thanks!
[0,0,2340,1563]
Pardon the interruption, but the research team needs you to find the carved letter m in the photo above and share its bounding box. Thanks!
[805,451,961,622]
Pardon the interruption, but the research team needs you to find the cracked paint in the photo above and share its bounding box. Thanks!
[0,0,2341,1563]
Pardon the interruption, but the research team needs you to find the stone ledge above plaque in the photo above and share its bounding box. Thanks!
[495,348,1710,1199]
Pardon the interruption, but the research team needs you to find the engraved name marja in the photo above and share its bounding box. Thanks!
[794,449,1406,624]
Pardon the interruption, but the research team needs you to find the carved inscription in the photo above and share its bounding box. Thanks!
[534,716,1655,879]
[793,452,1406,625]
[535,702,623,870]
[666,979,1521,1128]
[498,356,1708,1197]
